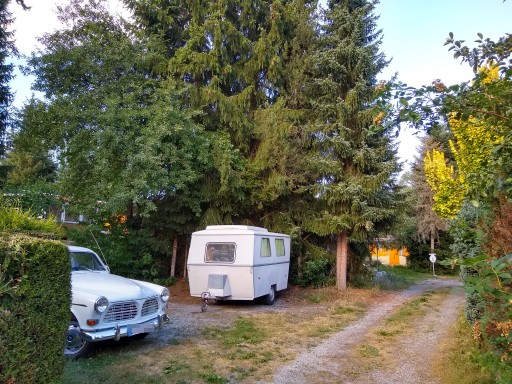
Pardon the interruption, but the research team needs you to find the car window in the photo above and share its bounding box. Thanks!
[70,251,107,271]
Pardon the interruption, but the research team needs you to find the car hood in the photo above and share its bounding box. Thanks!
[72,272,159,302]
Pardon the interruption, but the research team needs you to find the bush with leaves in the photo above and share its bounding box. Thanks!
[65,223,168,282]
[455,255,512,372]
[296,258,335,288]
[0,203,69,384]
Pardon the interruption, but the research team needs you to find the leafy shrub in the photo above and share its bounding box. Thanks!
[349,261,374,288]
[1,182,59,219]
[296,258,335,288]
[66,224,167,282]
[459,254,512,366]
[0,198,63,235]
[0,235,70,384]
[0,202,69,383]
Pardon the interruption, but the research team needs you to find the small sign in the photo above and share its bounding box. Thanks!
[429,254,436,263]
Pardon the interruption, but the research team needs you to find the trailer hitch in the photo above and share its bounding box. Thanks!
[200,291,211,312]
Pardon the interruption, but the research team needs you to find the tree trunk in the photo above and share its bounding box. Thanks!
[297,254,303,278]
[430,233,435,253]
[336,231,348,290]
[170,236,178,277]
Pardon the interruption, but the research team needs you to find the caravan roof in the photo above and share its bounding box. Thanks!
[193,225,289,237]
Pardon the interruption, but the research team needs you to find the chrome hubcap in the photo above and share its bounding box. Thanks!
[66,323,84,351]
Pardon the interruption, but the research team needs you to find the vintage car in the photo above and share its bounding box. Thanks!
[65,245,170,358]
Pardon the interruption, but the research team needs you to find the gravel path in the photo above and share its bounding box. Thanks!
[265,278,464,384]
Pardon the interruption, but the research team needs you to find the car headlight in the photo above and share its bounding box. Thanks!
[160,288,170,303]
[94,296,109,314]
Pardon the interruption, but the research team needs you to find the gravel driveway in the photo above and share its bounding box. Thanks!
[266,278,464,384]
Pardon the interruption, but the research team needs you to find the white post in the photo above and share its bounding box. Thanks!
[429,253,437,276]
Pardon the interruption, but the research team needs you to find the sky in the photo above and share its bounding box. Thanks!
[375,0,511,169]
[7,0,512,170]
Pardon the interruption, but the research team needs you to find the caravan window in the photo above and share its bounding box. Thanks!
[205,243,236,263]
[260,238,271,257]
[275,238,286,256]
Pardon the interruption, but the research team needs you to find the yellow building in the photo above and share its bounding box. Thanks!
[369,242,410,266]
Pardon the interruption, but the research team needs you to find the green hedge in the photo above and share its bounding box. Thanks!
[0,235,70,384]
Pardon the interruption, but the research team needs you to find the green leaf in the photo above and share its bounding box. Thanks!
[464,286,477,294]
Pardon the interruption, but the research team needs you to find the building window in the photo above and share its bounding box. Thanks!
[260,238,271,257]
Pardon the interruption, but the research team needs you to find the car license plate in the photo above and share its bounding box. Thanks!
[127,323,155,336]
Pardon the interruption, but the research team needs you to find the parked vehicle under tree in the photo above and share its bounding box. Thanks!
[65,245,170,358]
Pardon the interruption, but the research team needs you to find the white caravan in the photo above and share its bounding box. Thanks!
[187,225,291,306]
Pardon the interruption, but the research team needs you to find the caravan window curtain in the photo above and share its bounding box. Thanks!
[275,239,285,256]
[260,238,271,257]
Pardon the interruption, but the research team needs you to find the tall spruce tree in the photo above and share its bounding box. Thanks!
[161,0,319,226]
[123,0,190,59]
[245,0,319,230]
[307,0,399,289]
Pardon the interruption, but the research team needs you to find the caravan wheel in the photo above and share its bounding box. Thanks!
[264,285,276,305]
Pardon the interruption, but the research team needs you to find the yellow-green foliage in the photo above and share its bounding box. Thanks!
[424,65,503,218]
[448,113,503,184]
[424,149,465,218]
[0,201,63,235]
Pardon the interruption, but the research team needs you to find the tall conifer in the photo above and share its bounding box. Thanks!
[163,0,319,225]
[307,0,399,289]
[246,0,319,229]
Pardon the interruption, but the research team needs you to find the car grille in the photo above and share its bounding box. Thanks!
[141,297,159,317]
[104,301,138,323]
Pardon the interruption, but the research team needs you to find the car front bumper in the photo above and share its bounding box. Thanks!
[81,313,170,342]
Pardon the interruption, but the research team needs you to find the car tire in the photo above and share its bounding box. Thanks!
[264,285,276,305]
[65,318,92,359]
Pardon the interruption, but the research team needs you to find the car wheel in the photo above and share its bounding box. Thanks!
[264,285,276,305]
[65,319,92,359]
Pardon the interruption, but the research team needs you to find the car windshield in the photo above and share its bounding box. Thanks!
[70,251,107,271]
